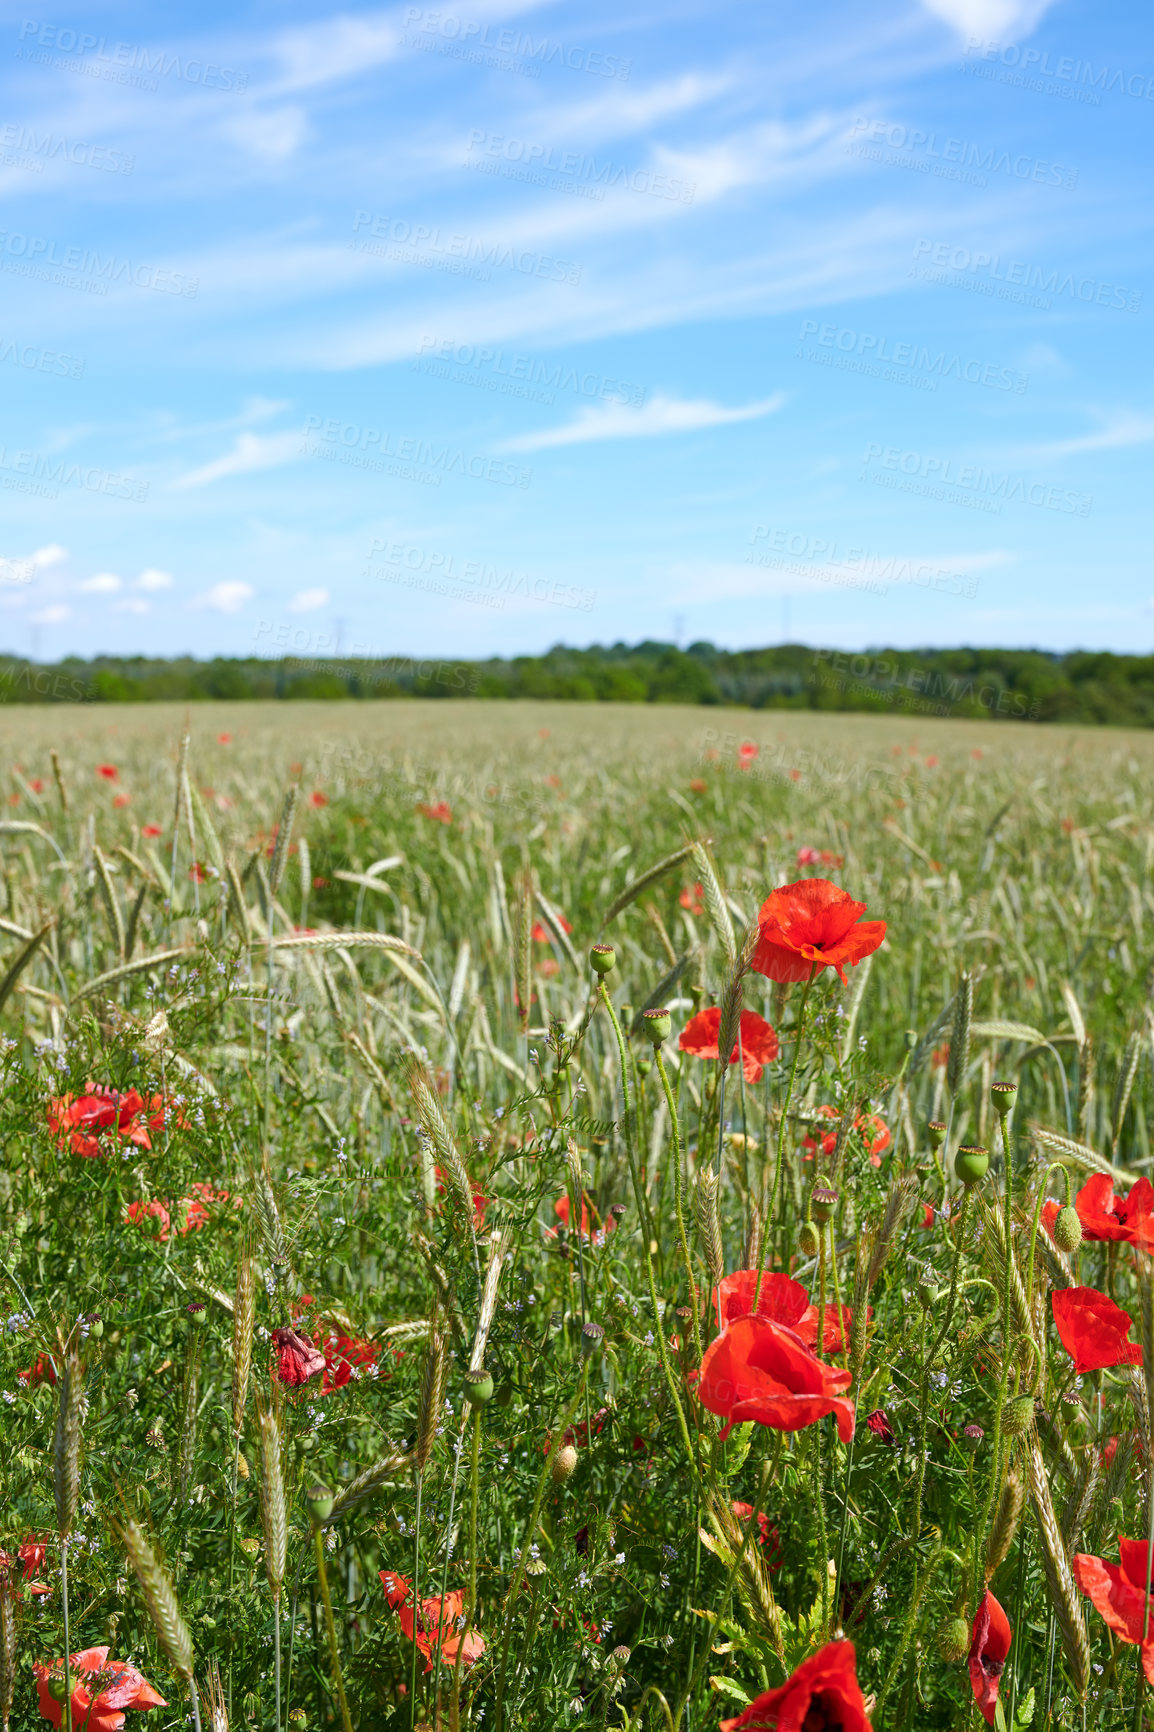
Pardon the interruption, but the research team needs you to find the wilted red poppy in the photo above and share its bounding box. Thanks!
[751,878,886,986]
[730,1501,783,1571]
[34,1646,166,1732]
[719,1640,870,1732]
[802,1105,891,1167]
[679,882,705,915]
[1073,1537,1154,1678]
[1043,1172,1154,1249]
[696,1315,854,1442]
[679,1007,779,1084]
[549,1192,616,1244]
[969,1589,1011,1725]
[379,1571,484,1672]
[1052,1286,1142,1374]
[96,764,118,781]
[272,1328,326,1387]
[416,801,452,824]
[315,1327,379,1394]
[866,1408,894,1443]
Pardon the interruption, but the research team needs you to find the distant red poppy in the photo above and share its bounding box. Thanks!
[1043,1173,1154,1249]
[689,779,707,793]
[28,778,44,793]
[719,1640,870,1732]
[34,1646,166,1732]
[549,1192,616,1244]
[434,1165,488,1230]
[679,1007,779,1083]
[532,915,572,941]
[1073,1537,1154,1679]
[969,1589,1011,1725]
[866,1408,894,1443]
[96,764,118,781]
[545,774,562,788]
[751,878,886,987]
[711,1268,862,1354]
[179,1181,231,1233]
[679,882,705,915]
[18,1354,55,1388]
[113,793,130,808]
[1052,1286,1142,1374]
[802,1105,891,1167]
[696,1314,854,1442]
[925,755,939,767]
[737,741,758,768]
[125,1199,171,1240]
[271,1327,326,1387]
[379,1572,484,1673]
[417,801,452,824]
[312,875,328,889]
[730,1501,783,1570]
[796,846,844,868]
[309,791,328,808]
[218,733,232,743]
[47,1088,171,1158]
[141,824,162,838]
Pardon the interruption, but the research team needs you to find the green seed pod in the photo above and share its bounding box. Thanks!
[954,1145,989,1187]
[938,1615,970,1663]
[1003,1395,1035,1438]
[927,1120,947,1150]
[991,1081,1018,1119]
[306,1483,334,1525]
[590,944,616,976]
[810,1185,838,1225]
[47,1676,69,1702]
[798,1221,821,1258]
[642,1008,672,1046]
[464,1368,494,1406]
[550,1443,578,1484]
[1053,1205,1083,1254]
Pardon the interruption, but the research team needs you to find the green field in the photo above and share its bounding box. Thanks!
[1,700,1152,1731]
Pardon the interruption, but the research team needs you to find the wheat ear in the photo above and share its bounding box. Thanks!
[119,1516,195,1685]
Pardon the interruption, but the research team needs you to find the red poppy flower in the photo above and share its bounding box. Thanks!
[1052,1286,1142,1374]
[96,765,118,781]
[711,1268,862,1354]
[802,1105,891,1167]
[316,1327,379,1394]
[433,1166,487,1230]
[679,882,705,915]
[1044,1173,1154,1248]
[47,1088,172,1158]
[969,1589,1011,1725]
[125,1199,171,1240]
[113,793,130,808]
[34,1646,166,1732]
[738,741,759,768]
[679,1007,779,1084]
[796,846,844,868]
[271,1328,326,1387]
[179,1181,231,1233]
[18,1354,56,1388]
[309,791,328,808]
[141,824,162,838]
[696,1314,855,1442]
[532,915,572,941]
[866,1408,894,1443]
[689,778,707,794]
[417,801,452,824]
[1073,1536,1154,1678]
[29,778,44,793]
[730,1501,783,1571]
[549,1192,616,1244]
[751,878,886,986]
[719,1639,870,1732]
[19,1537,48,1579]
[918,1203,935,1228]
[379,1572,484,1672]
[218,733,232,743]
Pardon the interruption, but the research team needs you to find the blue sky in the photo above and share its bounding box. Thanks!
[0,0,1151,660]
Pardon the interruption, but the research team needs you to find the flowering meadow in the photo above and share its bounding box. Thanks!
[2,699,1154,1731]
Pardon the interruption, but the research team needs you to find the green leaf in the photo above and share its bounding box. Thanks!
[709,1677,752,1707]
[1015,1686,1036,1727]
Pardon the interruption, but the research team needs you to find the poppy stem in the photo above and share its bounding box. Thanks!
[430,1407,471,1716]
[60,1538,71,1732]
[313,1525,354,1732]
[450,1406,482,1732]
[654,1049,703,1365]
[1024,1161,1071,1316]
[759,969,815,1301]
[975,1105,1017,1604]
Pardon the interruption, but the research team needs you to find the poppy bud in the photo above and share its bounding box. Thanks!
[609,1645,631,1672]
[288,1713,307,1729]
[47,1676,68,1702]
[963,1423,985,1451]
[991,1081,1017,1118]
[551,1443,579,1484]
[917,1274,938,1309]
[1054,1205,1082,1253]
[954,1145,989,1186]
[635,1052,652,1076]
[797,1221,820,1258]
[464,1368,494,1406]
[938,1614,970,1662]
[1003,1395,1035,1438]
[609,1203,627,1222]
[306,1483,334,1525]
[810,1185,838,1225]
[185,1302,206,1327]
[927,1120,946,1150]
[84,1312,103,1340]
[581,1322,604,1359]
[642,1008,671,1046]
[590,944,616,976]
[272,1257,291,1285]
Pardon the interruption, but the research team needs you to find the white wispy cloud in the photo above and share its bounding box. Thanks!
[918,0,1058,38]
[32,605,70,625]
[32,545,67,569]
[80,573,122,594]
[288,587,329,612]
[172,431,302,489]
[1017,411,1154,460]
[190,581,255,613]
[138,568,175,590]
[498,393,786,452]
